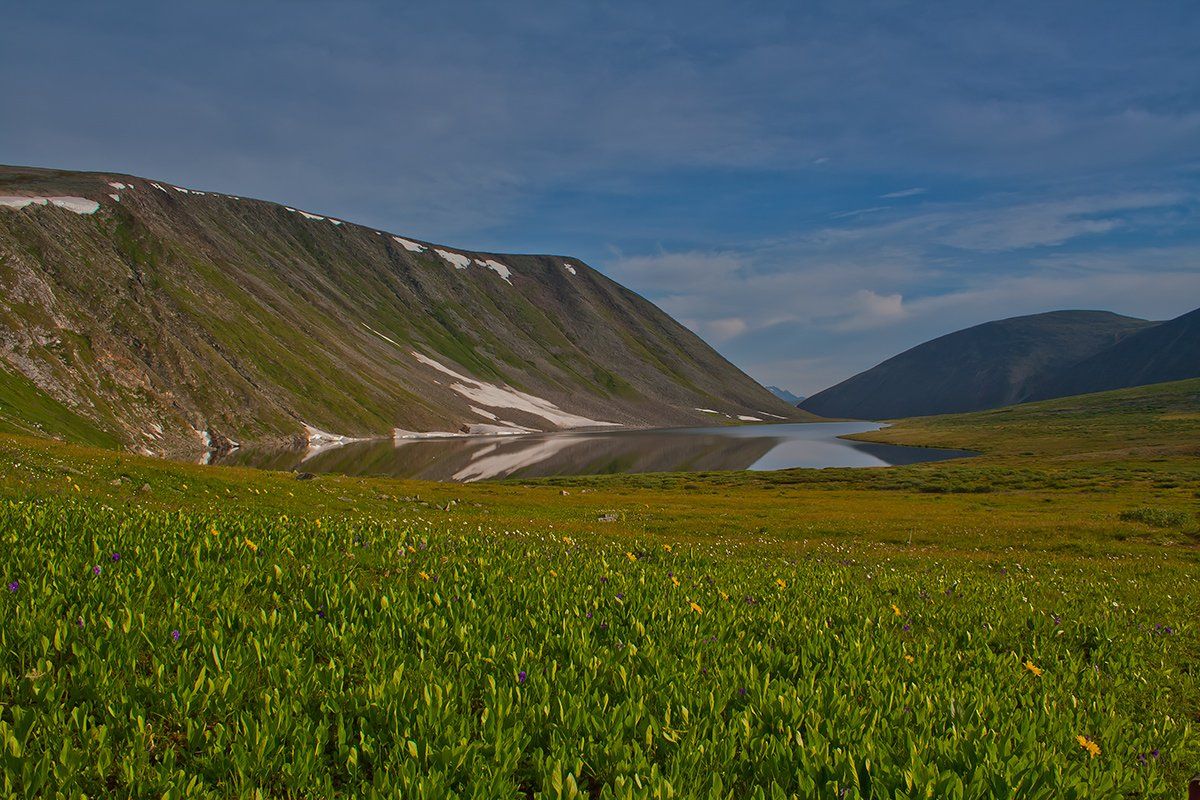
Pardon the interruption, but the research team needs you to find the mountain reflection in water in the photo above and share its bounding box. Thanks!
[212,422,973,482]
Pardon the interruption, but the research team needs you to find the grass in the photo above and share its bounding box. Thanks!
[0,380,1198,796]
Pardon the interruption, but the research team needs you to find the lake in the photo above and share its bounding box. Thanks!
[212,422,974,482]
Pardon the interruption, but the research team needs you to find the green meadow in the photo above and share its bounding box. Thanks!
[1,381,1198,797]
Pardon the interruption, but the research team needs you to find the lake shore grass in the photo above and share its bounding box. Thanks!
[0,380,1197,795]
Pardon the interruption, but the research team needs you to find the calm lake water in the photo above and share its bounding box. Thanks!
[213,422,974,482]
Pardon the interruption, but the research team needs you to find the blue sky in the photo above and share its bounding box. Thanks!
[4,1,1199,394]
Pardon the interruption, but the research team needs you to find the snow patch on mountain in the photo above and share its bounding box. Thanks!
[563,262,577,275]
[411,351,617,428]
[435,249,472,269]
[392,236,426,252]
[0,196,100,215]
[476,259,513,284]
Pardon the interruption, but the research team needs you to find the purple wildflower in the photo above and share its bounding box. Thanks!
[586,612,593,619]
[517,670,527,684]
[616,593,623,600]
[317,608,326,619]
[738,687,747,697]
[902,624,911,632]
[171,629,181,642]
[6,580,17,593]
[111,552,121,562]
[92,565,102,576]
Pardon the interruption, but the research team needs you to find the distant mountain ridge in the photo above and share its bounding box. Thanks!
[0,164,808,456]
[766,386,805,405]
[799,309,1185,420]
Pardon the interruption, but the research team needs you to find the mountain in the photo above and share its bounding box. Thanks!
[766,386,804,405]
[799,310,1155,420]
[0,165,807,456]
[1025,306,1200,401]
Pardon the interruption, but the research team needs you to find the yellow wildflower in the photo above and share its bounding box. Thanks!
[689,601,703,615]
[626,552,637,562]
[904,654,914,663]
[549,569,558,577]
[718,590,729,601]
[776,578,787,589]
[418,571,430,581]
[1024,660,1043,677]
[891,604,901,616]
[663,544,672,552]
[315,519,321,528]
[1076,735,1100,758]
[671,576,680,587]
[244,538,258,552]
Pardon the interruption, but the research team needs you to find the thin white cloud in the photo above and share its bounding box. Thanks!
[880,187,926,199]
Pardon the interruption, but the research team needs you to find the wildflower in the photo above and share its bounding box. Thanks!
[1024,660,1043,677]
[904,654,914,663]
[517,670,527,684]
[902,624,911,632]
[549,569,558,577]
[671,576,680,587]
[738,687,747,696]
[626,552,637,562]
[663,544,672,552]
[314,519,321,528]
[171,629,181,642]
[111,552,121,562]
[1076,735,1100,758]
[92,565,102,576]
[244,537,258,552]
[317,608,326,619]
[718,590,729,601]
[418,571,430,581]
[7,580,17,593]
[689,601,703,615]
[891,604,901,616]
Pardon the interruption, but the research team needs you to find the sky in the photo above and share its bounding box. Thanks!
[3,1,1199,395]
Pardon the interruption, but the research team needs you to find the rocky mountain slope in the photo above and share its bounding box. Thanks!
[0,165,806,456]
[799,310,1155,419]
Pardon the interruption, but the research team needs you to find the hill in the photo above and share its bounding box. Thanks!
[0,165,805,456]
[799,310,1153,419]
[1026,306,1200,401]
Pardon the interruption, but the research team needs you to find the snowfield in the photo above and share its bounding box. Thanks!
[435,249,473,270]
[0,196,100,215]
[411,352,616,428]
[476,259,513,284]
[393,236,426,252]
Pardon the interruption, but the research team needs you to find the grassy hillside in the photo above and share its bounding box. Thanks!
[853,377,1200,461]
[0,165,804,457]
[0,362,121,449]
[800,310,1154,420]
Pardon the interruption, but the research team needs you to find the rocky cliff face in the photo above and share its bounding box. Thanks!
[0,165,806,456]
